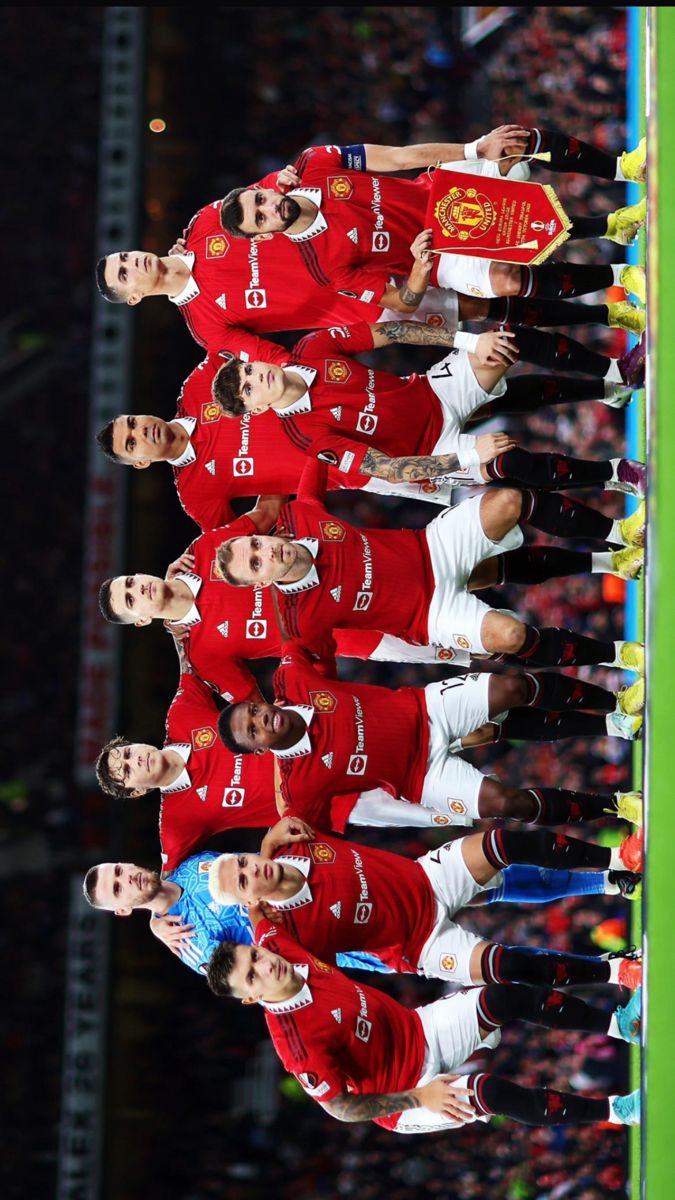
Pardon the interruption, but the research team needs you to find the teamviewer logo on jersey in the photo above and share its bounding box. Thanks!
[355,1017,372,1043]
[222,788,245,807]
[245,288,267,309]
[371,230,390,253]
[353,592,372,611]
[232,457,254,476]
[246,619,268,639]
[356,412,378,435]
[354,901,372,924]
[347,753,368,776]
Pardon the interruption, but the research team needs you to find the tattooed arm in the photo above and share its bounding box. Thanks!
[360,430,515,483]
[377,229,434,313]
[371,323,519,367]
[320,1076,477,1123]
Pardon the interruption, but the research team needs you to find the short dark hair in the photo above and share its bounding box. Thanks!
[217,704,252,755]
[96,735,133,798]
[96,256,124,303]
[99,578,124,624]
[96,420,124,464]
[82,866,101,908]
[219,188,251,238]
[212,359,245,418]
[206,941,238,997]
[214,539,248,587]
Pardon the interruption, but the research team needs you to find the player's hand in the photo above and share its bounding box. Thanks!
[150,914,196,956]
[164,619,190,640]
[166,551,196,580]
[277,165,300,192]
[260,815,315,857]
[477,125,530,161]
[168,236,188,256]
[415,1075,476,1121]
[475,431,516,464]
[410,229,434,274]
[473,330,519,367]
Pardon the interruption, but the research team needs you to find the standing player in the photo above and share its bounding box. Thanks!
[217,641,643,830]
[215,458,646,671]
[206,926,641,1132]
[207,826,642,987]
[211,321,646,494]
[220,128,646,332]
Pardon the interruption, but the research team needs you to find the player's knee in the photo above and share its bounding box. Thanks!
[479,780,522,819]
[491,487,523,526]
[489,263,522,296]
[490,674,528,712]
[498,618,528,655]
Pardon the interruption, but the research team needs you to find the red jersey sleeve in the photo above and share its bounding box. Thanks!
[331,264,389,307]
[211,332,290,367]
[295,457,329,503]
[191,656,260,705]
[296,426,369,481]
[292,320,375,360]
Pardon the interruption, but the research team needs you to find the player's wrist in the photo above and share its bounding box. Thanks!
[453,330,480,354]
[464,138,481,161]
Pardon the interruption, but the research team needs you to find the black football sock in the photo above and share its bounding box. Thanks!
[496,546,592,585]
[520,490,614,540]
[511,327,612,378]
[469,1073,610,1126]
[511,625,616,668]
[486,295,611,328]
[522,786,611,824]
[524,128,617,180]
[522,670,614,712]
[482,827,611,871]
[519,261,613,299]
[480,969,612,1011]
[499,710,609,742]
[567,215,614,241]
[475,375,604,420]
[484,448,612,490]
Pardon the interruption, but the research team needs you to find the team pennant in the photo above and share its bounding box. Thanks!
[425,170,572,266]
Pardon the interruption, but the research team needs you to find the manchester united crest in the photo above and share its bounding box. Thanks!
[206,235,229,258]
[454,634,471,650]
[327,175,353,200]
[450,800,467,815]
[323,358,352,384]
[201,400,222,423]
[437,648,456,662]
[311,955,333,974]
[319,519,346,542]
[440,953,457,973]
[309,689,338,714]
[191,726,216,751]
[425,312,446,328]
[433,185,496,242]
[308,842,336,865]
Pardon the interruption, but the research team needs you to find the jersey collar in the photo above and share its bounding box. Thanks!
[285,188,327,243]
[270,705,314,759]
[261,961,313,1012]
[160,741,192,794]
[169,416,197,468]
[274,538,320,594]
[275,364,317,417]
[166,572,203,629]
[168,252,200,306]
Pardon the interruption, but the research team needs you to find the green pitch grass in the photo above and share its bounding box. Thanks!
[644,6,675,1199]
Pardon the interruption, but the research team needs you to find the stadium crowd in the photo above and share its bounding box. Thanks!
[3,6,638,1199]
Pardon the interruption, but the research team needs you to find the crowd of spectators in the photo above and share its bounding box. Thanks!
[2,5,635,1198]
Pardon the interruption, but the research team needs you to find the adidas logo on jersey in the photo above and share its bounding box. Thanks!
[329,902,342,919]
[217,622,229,638]
[346,228,359,244]
[205,459,216,475]
[330,586,342,602]
[215,294,227,310]
[196,786,208,802]
[331,1007,342,1023]
[329,406,342,422]
[321,753,334,769]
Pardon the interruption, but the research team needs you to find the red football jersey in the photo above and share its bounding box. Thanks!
[172,348,377,531]
[278,144,442,304]
[257,923,426,1126]
[272,645,429,829]
[259,832,437,971]
[274,460,435,658]
[270,322,444,483]
[159,674,278,869]
[175,199,383,353]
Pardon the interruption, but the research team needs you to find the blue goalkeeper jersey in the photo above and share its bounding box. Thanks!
[156,851,389,976]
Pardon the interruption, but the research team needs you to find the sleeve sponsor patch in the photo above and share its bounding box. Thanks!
[297,1072,331,1098]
